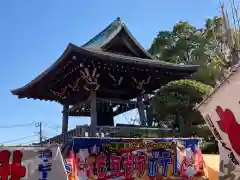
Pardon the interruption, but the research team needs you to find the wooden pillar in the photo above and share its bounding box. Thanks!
[62,104,69,134]
[177,113,185,137]
[137,96,147,125]
[144,94,154,126]
[90,91,97,137]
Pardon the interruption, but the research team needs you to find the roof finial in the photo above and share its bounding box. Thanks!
[116,17,121,25]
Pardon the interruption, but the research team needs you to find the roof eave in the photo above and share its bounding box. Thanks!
[11,43,199,99]
[11,43,74,96]
[77,45,199,72]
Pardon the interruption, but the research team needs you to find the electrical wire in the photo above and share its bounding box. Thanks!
[0,121,61,145]
[0,134,38,144]
[44,125,60,132]
[0,121,60,146]
[0,122,36,128]
[18,140,39,145]
[41,123,62,141]
[42,122,61,129]
[42,122,61,137]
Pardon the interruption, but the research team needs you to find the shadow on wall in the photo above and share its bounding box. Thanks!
[203,154,219,180]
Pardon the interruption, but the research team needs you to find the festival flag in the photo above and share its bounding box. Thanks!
[63,137,208,180]
[0,146,67,180]
[65,150,78,180]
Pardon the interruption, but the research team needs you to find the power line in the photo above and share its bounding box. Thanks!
[36,122,43,145]
[43,124,60,132]
[0,121,62,145]
[0,122,36,128]
[18,140,39,146]
[42,122,61,129]
[0,134,38,144]
[41,122,61,139]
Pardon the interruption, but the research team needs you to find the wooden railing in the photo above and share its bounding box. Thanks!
[42,125,176,145]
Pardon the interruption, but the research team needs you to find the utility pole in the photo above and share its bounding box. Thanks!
[36,121,43,145]
[39,121,43,145]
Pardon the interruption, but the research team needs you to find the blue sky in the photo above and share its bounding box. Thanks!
[0,0,220,145]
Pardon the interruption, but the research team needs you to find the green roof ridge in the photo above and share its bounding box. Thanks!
[82,17,154,59]
[82,17,121,48]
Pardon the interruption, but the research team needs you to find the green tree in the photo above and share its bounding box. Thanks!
[151,79,212,136]
[149,19,227,86]
[148,18,229,153]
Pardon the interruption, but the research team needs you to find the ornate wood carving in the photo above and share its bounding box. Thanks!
[132,76,151,93]
[68,78,81,91]
[108,73,123,86]
[50,86,69,99]
[80,68,100,91]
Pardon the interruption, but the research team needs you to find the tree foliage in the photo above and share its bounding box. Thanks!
[149,18,227,125]
[148,18,227,150]
[151,79,212,128]
[149,18,228,86]
[147,4,240,151]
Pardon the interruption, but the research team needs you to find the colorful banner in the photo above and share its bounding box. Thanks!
[64,138,208,180]
[199,103,240,178]
[0,146,67,180]
[197,66,240,179]
[218,142,240,179]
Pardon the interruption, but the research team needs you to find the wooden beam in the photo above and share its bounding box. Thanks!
[96,97,137,104]
[90,91,97,137]
[61,104,69,134]
[100,87,131,95]
[137,96,147,125]
[144,94,154,126]
[68,96,91,112]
